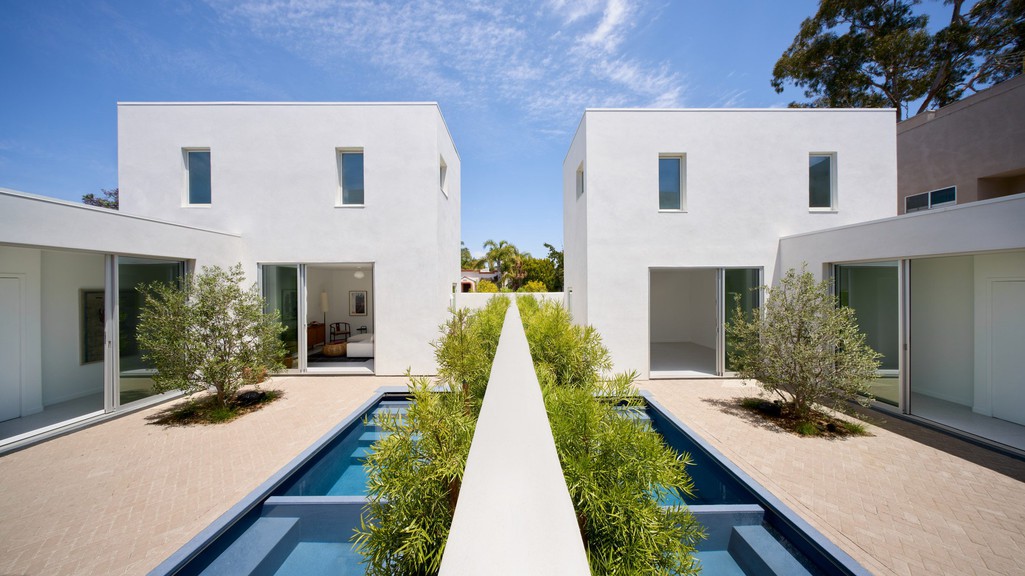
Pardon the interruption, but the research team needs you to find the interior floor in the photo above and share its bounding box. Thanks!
[0,393,104,445]
[650,341,716,378]
[911,392,1025,452]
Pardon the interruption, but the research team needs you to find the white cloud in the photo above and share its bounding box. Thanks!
[204,0,686,135]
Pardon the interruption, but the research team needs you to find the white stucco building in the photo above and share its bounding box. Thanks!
[564,108,897,379]
[1,102,459,449]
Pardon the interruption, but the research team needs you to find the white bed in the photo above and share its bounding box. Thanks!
[346,333,374,358]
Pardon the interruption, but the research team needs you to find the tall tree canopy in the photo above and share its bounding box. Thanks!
[772,0,1024,120]
[82,187,119,209]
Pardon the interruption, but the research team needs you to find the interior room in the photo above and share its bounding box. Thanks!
[0,247,106,443]
[305,263,374,373]
[909,251,1025,450]
[649,268,717,377]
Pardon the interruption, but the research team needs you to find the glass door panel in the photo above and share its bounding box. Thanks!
[724,268,760,373]
[262,265,300,372]
[117,257,184,406]
[835,262,899,405]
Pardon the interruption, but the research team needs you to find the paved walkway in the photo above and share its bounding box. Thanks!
[643,379,1025,576]
[2,376,1024,575]
[0,376,399,576]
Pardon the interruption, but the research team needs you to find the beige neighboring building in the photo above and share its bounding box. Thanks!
[898,73,1025,214]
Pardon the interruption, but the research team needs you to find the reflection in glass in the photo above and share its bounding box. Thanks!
[262,265,300,371]
[724,268,760,372]
[836,262,899,405]
[118,258,184,405]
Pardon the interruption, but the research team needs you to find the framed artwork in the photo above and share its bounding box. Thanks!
[81,289,105,364]
[350,290,367,316]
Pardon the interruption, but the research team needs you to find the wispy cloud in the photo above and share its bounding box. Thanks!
[204,0,686,136]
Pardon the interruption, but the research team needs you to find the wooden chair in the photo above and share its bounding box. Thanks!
[329,322,351,343]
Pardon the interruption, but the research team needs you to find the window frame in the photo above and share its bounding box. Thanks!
[658,153,686,212]
[439,155,449,198]
[808,152,837,212]
[575,162,585,199]
[183,148,212,207]
[906,185,957,212]
[336,148,365,208]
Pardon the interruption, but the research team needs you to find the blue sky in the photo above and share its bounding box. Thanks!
[0,0,954,258]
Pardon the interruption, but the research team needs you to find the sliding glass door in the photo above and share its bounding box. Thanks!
[835,262,900,405]
[722,268,761,374]
[116,257,185,407]
[261,265,301,372]
[650,267,761,378]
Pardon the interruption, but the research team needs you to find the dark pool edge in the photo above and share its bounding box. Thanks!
[147,385,406,576]
[639,390,872,576]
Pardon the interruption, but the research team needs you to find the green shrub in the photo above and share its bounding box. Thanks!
[356,296,703,574]
[517,280,548,293]
[136,264,285,408]
[474,279,498,293]
[727,266,880,425]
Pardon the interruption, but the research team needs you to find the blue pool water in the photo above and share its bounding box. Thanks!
[153,392,867,576]
[276,400,408,497]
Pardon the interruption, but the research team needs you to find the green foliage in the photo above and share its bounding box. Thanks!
[518,296,704,574]
[726,267,881,424]
[355,298,509,573]
[460,241,482,270]
[82,187,119,209]
[136,264,285,407]
[357,295,703,574]
[517,279,548,293]
[474,279,498,293]
[355,376,478,575]
[772,0,1024,120]
[433,297,511,416]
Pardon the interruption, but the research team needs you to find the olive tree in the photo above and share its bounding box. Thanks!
[727,267,880,423]
[136,264,285,408]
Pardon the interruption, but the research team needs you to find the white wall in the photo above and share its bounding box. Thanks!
[910,256,974,406]
[563,118,588,326]
[305,267,375,334]
[40,251,105,406]
[0,246,43,416]
[972,250,1025,416]
[454,292,565,312]
[118,103,459,375]
[649,268,716,346]
[568,109,896,376]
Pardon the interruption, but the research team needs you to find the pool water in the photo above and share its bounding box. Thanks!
[155,393,865,576]
[276,400,408,497]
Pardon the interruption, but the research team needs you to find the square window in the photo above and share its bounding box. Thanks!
[659,155,685,210]
[575,163,585,198]
[185,149,211,205]
[809,153,835,209]
[338,150,364,206]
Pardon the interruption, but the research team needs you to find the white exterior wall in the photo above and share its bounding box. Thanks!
[565,109,896,377]
[0,190,245,421]
[117,103,459,375]
[780,195,1025,419]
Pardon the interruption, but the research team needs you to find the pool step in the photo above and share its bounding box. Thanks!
[728,524,812,576]
[198,516,299,575]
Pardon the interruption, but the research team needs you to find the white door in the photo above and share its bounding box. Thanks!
[0,276,23,422]
[991,280,1025,426]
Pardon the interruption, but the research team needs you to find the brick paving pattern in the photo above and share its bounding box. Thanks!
[2,376,1024,575]
[0,376,398,576]
[643,379,1025,576]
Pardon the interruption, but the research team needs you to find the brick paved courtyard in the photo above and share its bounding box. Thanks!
[1,376,1024,575]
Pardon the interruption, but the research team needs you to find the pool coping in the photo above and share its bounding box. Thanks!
[641,390,871,576]
[147,385,405,576]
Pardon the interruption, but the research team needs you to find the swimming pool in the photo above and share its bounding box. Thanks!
[150,388,868,575]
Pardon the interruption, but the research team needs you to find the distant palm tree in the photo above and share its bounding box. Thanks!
[482,239,520,289]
